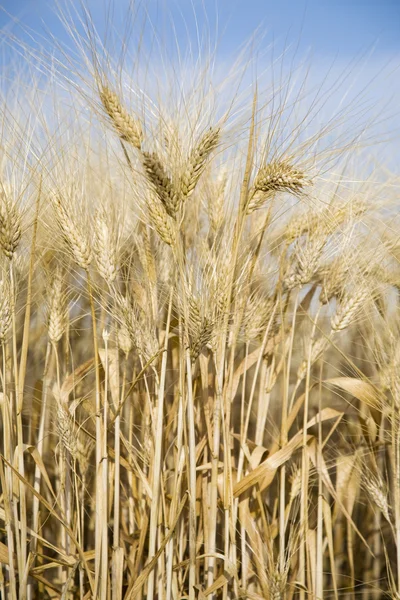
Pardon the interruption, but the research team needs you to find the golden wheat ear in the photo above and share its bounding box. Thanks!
[52,195,92,270]
[180,126,220,203]
[99,85,143,149]
[141,151,179,217]
[247,160,311,213]
[0,192,22,259]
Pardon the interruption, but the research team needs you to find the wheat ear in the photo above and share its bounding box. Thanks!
[0,192,22,259]
[100,85,143,149]
[53,196,92,270]
[180,127,220,201]
[141,151,179,217]
[247,160,311,213]
[94,208,119,283]
[47,266,67,344]
[147,194,177,246]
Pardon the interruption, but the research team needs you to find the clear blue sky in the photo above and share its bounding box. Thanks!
[0,0,399,58]
[0,0,399,165]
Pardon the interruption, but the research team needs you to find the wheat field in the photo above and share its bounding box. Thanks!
[0,3,399,599]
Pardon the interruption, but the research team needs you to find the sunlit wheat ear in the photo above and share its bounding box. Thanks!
[319,259,351,304]
[147,193,177,246]
[206,169,227,234]
[361,470,391,522]
[141,151,179,218]
[178,284,213,360]
[281,200,366,248]
[56,401,79,460]
[247,160,311,214]
[0,275,11,342]
[284,232,326,290]
[99,85,143,149]
[243,293,275,342]
[94,208,119,283]
[0,191,22,259]
[113,291,157,361]
[55,401,92,469]
[180,127,220,203]
[296,337,329,382]
[330,285,370,332]
[289,465,302,502]
[117,322,133,355]
[53,196,92,270]
[47,266,67,344]
[268,570,285,600]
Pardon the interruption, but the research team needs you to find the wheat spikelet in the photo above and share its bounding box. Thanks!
[117,323,133,355]
[139,225,157,284]
[289,465,302,502]
[100,85,143,149]
[190,319,213,360]
[55,401,93,471]
[0,191,22,259]
[94,208,119,283]
[243,293,275,342]
[141,151,179,217]
[284,234,325,290]
[268,571,284,600]
[247,160,311,213]
[180,127,220,201]
[114,291,158,361]
[56,401,79,460]
[207,169,227,233]
[0,275,11,342]
[319,258,351,304]
[331,286,370,332]
[181,285,213,360]
[147,194,176,246]
[362,472,391,522]
[296,336,329,382]
[47,266,67,344]
[53,196,92,270]
[280,200,366,248]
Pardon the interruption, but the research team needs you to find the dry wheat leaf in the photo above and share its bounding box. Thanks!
[233,433,312,497]
[0,540,11,564]
[235,407,343,497]
[59,357,95,403]
[0,455,94,590]
[324,377,381,409]
[307,439,372,554]
[125,493,187,599]
[24,444,57,502]
[322,498,339,600]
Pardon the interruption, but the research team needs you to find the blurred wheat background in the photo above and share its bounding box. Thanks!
[0,1,399,599]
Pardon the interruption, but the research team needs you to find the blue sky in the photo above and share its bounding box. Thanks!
[0,0,399,164]
[0,0,399,58]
